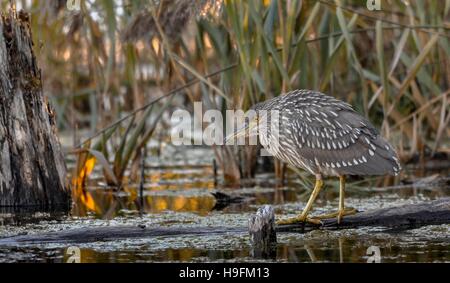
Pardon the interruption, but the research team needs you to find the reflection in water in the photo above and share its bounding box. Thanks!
[50,233,448,263]
[302,245,315,262]
[4,233,446,263]
[73,188,217,216]
[70,162,450,219]
[0,155,449,262]
[70,163,306,218]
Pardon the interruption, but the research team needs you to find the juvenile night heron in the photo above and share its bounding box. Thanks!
[227,89,401,224]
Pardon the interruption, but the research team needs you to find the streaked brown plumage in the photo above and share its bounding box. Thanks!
[230,89,401,225]
[253,89,401,177]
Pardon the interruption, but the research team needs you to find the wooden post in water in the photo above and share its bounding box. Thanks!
[0,11,70,210]
[248,205,277,258]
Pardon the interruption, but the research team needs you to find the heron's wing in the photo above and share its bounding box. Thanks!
[284,99,400,176]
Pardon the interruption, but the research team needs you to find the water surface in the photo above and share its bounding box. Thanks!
[0,147,449,263]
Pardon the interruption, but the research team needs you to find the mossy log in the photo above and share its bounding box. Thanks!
[0,11,70,209]
[0,198,448,247]
[276,197,450,232]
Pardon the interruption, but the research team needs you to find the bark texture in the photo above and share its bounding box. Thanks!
[0,11,70,209]
[276,197,450,232]
[248,205,277,258]
[1,199,448,247]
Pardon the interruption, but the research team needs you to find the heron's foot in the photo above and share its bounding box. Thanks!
[312,207,357,224]
[276,215,322,226]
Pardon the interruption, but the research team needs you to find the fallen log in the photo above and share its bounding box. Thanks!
[0,198,448,247]
[276,197,450,232]
[0,225,247,247]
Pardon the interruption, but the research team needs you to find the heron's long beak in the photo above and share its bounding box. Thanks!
[224,118,258,145]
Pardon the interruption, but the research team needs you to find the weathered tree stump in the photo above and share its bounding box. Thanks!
[248,205,277,258]
[0,11,70,209]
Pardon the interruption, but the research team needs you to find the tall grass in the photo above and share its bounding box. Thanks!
[196,0,450,183]
[9,0,449,188]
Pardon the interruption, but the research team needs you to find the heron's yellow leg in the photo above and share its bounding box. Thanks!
[338,175,346,223]
[312,176,356,223]
[277,177,323,225]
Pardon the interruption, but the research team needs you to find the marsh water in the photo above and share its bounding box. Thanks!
[0,146,449,263]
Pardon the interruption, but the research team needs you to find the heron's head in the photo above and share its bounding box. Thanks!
[224,102,271,145]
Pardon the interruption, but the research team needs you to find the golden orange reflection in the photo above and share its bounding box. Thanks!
[69,149,217,217]
[72,189,216,217]
[72,156,102,214]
